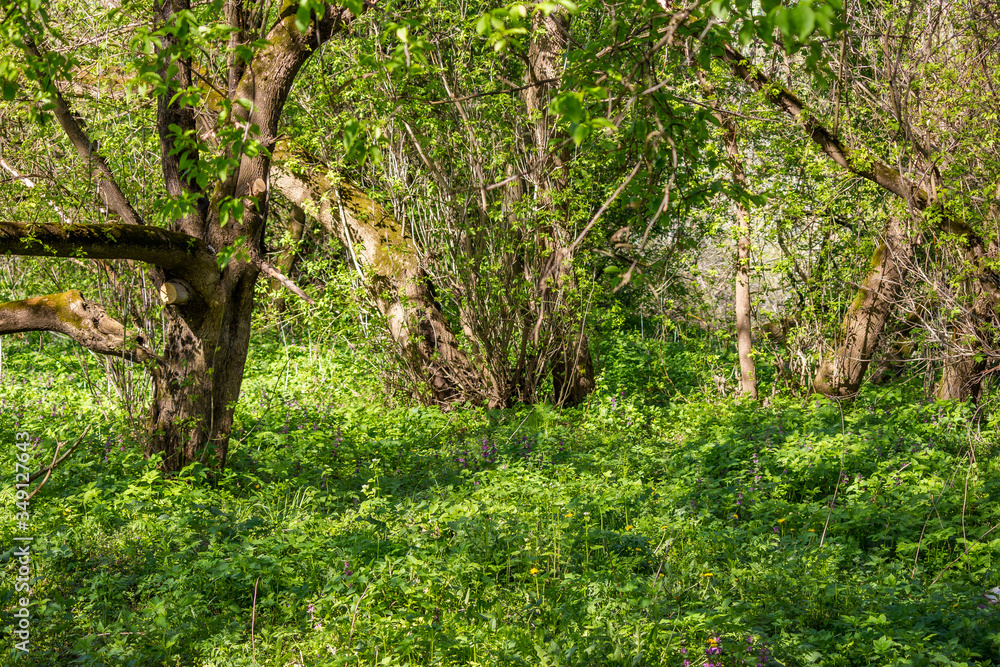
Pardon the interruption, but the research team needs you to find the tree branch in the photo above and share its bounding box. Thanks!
[156,0,208,238]
[0,221,219,297]
[21,38,144,226]
[259,260,314,304]
[0,291,152,360]
[712,41,998,285]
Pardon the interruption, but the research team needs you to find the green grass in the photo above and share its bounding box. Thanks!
[1,331,998,666]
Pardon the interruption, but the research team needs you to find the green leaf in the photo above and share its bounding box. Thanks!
[475,14,490,35]
[295,3,311,33]
[790,0,816,40]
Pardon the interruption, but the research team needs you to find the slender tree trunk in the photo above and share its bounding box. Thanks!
[270,204,306,312]
[813,215,911,397]
[723,123,757,399]
[525,9,595,405]
[699,73,756,399]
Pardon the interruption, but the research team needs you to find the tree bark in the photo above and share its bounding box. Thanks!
[525,9,595,405]
[814,215,912,397]
[270,158,481,405]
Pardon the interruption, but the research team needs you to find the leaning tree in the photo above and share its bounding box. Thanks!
[0,0,357,472]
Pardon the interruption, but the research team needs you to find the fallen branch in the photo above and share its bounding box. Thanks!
[28,423,92,500]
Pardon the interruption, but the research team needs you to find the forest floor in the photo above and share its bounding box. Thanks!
[1,330,999,666]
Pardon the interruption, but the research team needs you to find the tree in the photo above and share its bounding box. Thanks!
[0,0,356,472]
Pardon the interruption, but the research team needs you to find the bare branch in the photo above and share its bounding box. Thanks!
[22,38,144,226]
[259,260,314,304]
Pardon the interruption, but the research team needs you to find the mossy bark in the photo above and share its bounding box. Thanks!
[814,215,911,397]
[270,159,480,405]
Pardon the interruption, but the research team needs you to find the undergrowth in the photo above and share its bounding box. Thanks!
[1,331,998,666]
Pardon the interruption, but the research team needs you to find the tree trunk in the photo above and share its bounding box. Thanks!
[270,159,481,405]
[147,262,258,471]
[698,72,757,399]
[935,291,993,402]
[723,121,757,400]
[525,8,595,405]
[814,215,911,397]
[936,345,985,402]
[270,204,306,312]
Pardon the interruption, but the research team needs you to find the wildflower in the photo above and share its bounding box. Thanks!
[777,518,786,523]
[530,568,539,575]
[808,528,816,532]
[626,525,633,531]
[701,573,713,577]
[565,513,573,518]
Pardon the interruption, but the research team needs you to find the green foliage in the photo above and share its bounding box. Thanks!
[1,333,997,665]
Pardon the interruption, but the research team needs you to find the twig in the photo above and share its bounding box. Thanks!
[259,260,315,305]
[929,521,1000,586]
[251,577,260,664]
[417,78,557,105]
[568,161,643,254]
[348,582,371,642]
[27,424,92,501]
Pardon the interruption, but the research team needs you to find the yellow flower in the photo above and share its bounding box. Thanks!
[626,525,633,531]
[708,638,718,647]
[808,529,816,532]
[565,513,573,518]
[777,518,786,523]
[732,514,738,518]
[701,573,713,577]
[530,568,539,575]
